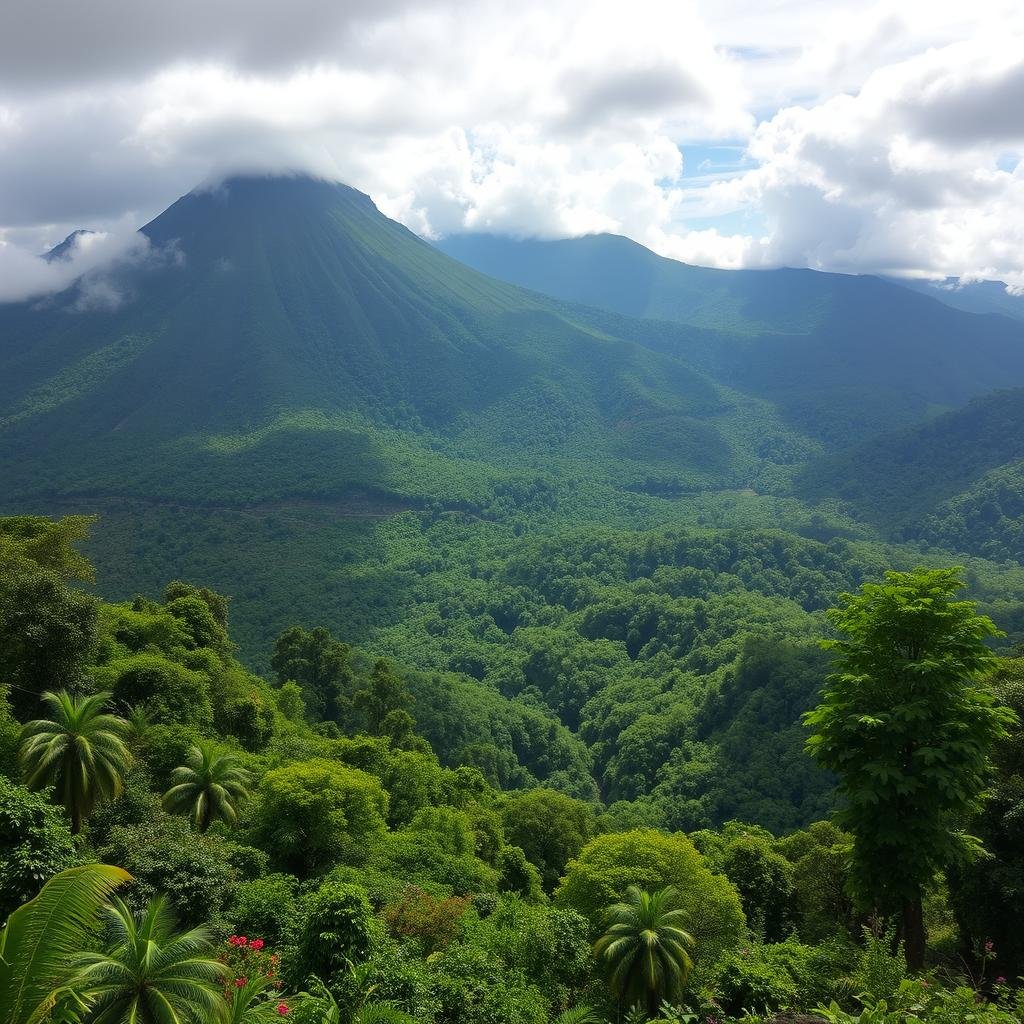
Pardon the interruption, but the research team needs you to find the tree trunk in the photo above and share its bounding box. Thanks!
[902,897,925,971]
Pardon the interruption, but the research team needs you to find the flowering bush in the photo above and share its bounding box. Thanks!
[219,935,287,1020]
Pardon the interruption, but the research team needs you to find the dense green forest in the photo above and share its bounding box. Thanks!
[1,515,1023,1024]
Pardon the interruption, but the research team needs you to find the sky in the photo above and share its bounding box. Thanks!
[1,0,1023,299]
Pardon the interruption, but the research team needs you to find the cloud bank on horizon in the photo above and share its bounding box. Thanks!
[1,0,1022,300]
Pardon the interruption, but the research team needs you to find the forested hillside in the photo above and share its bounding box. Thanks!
[1,516,1022,1024]
[802,389,1024,562]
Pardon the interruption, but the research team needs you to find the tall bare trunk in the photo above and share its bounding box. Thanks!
[902,897,925,971]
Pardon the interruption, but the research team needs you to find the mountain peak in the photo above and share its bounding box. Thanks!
[43,228,98,263]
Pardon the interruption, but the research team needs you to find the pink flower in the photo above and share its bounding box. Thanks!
[996,976,1007,985]
[250,939,264,951]
[238,937,248,947]
[235,977,248,988]
[985,940,994,953]
[277,1005,290,1016]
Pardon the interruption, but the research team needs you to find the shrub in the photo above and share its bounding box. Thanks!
[500,789,595,892]
[0,776,77,920]
[384,885,470,952]
[721,833,794,942]
[295,881,373,983]
[249,758,388,875]
[99,816,234,926]
[227,873,301,946]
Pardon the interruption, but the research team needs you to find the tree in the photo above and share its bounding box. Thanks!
[98,817,236,928]
[295,880,373,982]
[0,776,77,921]
[72,895,227,1024]
[720,833,794,942]
[104,652,214,731]
[805,567,1016,969]
[163,742,252,832]
[0,518,98,718]
[500,789,594,892]
[271,626,352,723]
[20,690,131,834]
[249,758,388,875]
[556,830,745,975]
[0,864,129,1024]
[354,659,413,735]
[947,656,1024,978]
[594,886,694,1016]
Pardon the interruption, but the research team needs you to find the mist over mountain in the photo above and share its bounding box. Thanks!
[888,276,1024,322]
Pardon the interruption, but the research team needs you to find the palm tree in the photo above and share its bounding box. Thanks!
[72,895,227,1024]
[162,742,251,832]
[20,690,132,834]
[594,885,695,1017]
[0,864,130,1024]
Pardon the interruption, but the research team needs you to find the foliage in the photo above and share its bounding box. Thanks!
[163,742,252,832]
[271,626,352,724]
[497,845,544,900]
[948,657,1024,979]
[556,830,745,974]
[20,689,132,834]
[0,864,129,1024]
[815,977,1022,1024]
[775,820,856,942]
[383,886,470,953]
[852,925,907,1005]
[500,789,594,893]
[249,759,388,875]
[710,938,858,1017]
[295,881,373,984]
[805,567,1016,964]
[719,830,795,942]
[0,776,77,921]
[98,817,236,927]
[220,935,286,1023]
[72,895,227,1024]
[0,517,98,719]
[227,874,301,947]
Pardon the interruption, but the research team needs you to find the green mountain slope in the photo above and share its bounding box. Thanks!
[0,176,807,508]
[436,233,1024,444]
[799,388,1024,561]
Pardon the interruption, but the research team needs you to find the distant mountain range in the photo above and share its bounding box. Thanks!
[436,232,1024,445]
[890,276,1024,322]
[4,174,1024,662]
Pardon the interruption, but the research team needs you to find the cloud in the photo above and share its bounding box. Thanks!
[0,0,1021,289]
[678,29,1024,287]
[0,226,180,305]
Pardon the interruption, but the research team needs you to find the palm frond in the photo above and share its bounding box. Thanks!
[0,864,131,1024]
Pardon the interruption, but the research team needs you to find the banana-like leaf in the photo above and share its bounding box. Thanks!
[0,864,131,1024]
